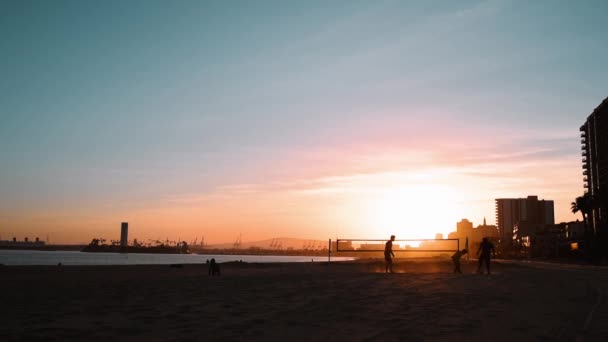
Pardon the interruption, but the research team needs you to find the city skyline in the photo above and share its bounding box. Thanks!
[2,1,608,244]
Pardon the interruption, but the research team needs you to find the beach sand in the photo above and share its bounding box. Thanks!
[1,259,607,341]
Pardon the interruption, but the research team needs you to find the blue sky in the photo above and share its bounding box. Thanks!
[1,0,607,243]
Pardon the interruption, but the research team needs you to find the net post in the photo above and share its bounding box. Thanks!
[328,239,331,263]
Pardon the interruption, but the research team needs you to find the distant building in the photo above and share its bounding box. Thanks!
[531,223,567,258]
[448,218,498,252]
[530,221,585,258]
[476,218,500,241]
[495,196,554,248]
[453,219,473,249]
[580,96,608,235]
[120,222,128,247]
[565,220,585,240]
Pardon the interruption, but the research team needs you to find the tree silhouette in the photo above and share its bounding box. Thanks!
[572,193,592,233]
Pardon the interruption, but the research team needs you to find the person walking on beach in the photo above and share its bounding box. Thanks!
[385,235,396,273]
[451,249,468,274]
[476,237,496,274]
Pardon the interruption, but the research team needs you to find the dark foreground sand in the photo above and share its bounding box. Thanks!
[1,259,608,342]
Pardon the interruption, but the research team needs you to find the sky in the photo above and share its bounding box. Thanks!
[1,0,607,244]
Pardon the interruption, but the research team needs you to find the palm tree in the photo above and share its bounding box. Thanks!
[572,193,592,233]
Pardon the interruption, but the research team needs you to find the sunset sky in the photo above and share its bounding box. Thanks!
[1,0,607,244]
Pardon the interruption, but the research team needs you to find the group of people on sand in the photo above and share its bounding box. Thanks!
[384,235,496,274]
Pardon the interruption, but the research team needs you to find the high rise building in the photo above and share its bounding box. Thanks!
[495,196,554,247]
[580,96,608,234]
[120,222,128,247]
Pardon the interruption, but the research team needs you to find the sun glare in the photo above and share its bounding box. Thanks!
[365,184,461,239]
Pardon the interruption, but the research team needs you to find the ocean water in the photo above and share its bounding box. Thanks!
[0,250,353,266]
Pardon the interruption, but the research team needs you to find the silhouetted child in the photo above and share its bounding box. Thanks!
[451,249,468,274]
[208,258,220,276]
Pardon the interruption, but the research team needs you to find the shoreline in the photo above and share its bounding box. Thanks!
[3,248,606,268]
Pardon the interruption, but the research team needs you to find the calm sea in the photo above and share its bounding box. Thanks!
[0,250,353,266]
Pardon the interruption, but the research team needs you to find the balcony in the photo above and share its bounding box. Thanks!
[583,151,588,156]
[581,132,586,138]
[584,177,588,182]
[583,170,589,175]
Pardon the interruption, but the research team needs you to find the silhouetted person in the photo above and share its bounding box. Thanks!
[451,249,468,274]
[208,258,220,276]
[476,238,496,274]
[385,235,396,273]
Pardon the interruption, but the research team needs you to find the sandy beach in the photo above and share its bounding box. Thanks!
[1,259,607,341]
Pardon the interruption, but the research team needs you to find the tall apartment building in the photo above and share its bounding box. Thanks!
[580,96,608,234]
[495,196,554,247]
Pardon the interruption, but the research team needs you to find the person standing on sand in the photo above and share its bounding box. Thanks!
[476,237,496,274]
[209,258,220,276]
[385,235,396,273]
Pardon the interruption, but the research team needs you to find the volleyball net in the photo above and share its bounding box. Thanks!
[334,238,460,253]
